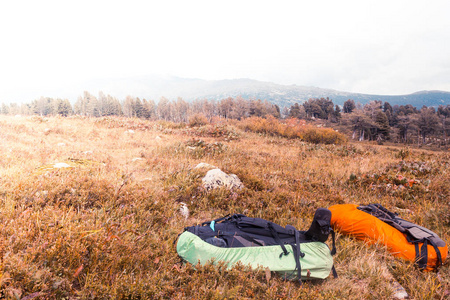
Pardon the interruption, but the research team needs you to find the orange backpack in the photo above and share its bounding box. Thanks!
[329,203,447,271]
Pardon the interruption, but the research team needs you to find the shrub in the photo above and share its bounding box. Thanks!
[193,124,240,141]
[188,113,209,127]
[237,116,347,145]
[302,127,348,145]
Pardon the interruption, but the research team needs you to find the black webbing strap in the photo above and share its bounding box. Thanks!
[330,229,337,255]
[418,239,428,270]
[420,239,443,271]
[414,243,421,268]
[429,239,443,270]
[268,223,289,257]
[330,229,338,278]
[413,238,443,271]
[192,229,266,247]
[331,265,338,278]
[293,230,305,282]
[202,214,231,226]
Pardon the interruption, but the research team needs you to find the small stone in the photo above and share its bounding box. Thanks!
[194,163,216,170]
[53,163,72,168]
[179,202,189,219]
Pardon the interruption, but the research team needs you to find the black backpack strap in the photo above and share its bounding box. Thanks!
[415,239,440,271]
[330,229,338,278]
[293,230,305,282]
[414,238,443,271]
[201,214,232,226]
[267,223,289,257]
[330,229,336,255]
[429,239,443,270]
[331,265,338,278]
[418,239,429,270]
[414,243,421,268]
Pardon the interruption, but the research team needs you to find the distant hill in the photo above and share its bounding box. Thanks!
[67,75,450,108]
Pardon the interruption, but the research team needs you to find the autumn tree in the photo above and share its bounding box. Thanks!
[218,97,234,119]
[271,104,281,119]
[32,97,55,116]
[334,105,342,123]
[156,97,172,121]
[73,92,99,116]
[122,96,136,118]
[55,98,73,116]
[172,97,189,123]
[375,111,390,140]
[289,103,306,119]
[229,96,248,120]
[202,99,217,122]
[343,111,374,141]
[396,114,417,143]
[249,99,265,117]
[417,107,440,143]
[97,92,122,116]
[1,103,9,114]
[343,99,356,113]
[142,99,156,119]
[363,100,382,119]
[437,105,450,143]
[303,98,335,120]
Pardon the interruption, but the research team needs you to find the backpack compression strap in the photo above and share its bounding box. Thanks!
[358,204,443,271]
[267,223,290,257]
[414,238,443,271]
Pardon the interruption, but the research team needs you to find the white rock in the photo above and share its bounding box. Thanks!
[179,202,190,219]
[53,163,72,168]
[392,281,409,299]
[132,157,144,162]
[57,143,66,147]
[126,129,135,134]
[35,190,48,197]
[202,169,244,191]
[194,163,217,170]
[155,135,162,140]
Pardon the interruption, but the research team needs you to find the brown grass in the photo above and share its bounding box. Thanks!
[0,115,448,299]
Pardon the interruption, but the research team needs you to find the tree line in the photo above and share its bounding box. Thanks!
[1,92,448,145]
[288,98,449,145]
[0,92,281,121]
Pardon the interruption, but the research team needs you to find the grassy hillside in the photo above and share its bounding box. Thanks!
[0,115,448,299]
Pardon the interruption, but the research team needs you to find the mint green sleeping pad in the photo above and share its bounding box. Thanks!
[177,231,333,280]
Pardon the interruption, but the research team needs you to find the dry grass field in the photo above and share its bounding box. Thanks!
[0,115,448,299]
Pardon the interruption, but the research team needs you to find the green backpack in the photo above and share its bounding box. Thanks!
[176,209,337,280]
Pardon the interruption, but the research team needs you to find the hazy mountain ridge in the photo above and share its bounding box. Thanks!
[67,76,450,108]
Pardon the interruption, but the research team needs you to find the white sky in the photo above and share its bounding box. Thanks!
[1,0,450,103]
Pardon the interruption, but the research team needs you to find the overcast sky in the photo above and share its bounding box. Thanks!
[1,0,449,103]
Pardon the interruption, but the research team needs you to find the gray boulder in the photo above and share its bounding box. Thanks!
[202,168,244,191]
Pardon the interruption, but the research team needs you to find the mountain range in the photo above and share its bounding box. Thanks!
[81,75,450,108]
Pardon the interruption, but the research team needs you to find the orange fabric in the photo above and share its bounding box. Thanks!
[329,204,448,271]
